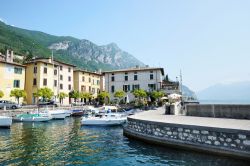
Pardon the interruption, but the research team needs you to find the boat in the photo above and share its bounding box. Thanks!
[0,116,12,128]
[13,113,52,122]
[49,110,69,119]
[81,113,127,126]
[71,109,84,117]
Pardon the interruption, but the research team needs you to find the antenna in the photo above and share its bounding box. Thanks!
[180,69,182,95]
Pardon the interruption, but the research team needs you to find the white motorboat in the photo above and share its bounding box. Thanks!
[0,116,12,128]
[13,113,52,122]
[49,110,70,119]
[81,113,127,126]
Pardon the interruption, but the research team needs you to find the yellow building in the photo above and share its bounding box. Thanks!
[73,69,103,102]
[25,58,75,105]
[0,60,25,103]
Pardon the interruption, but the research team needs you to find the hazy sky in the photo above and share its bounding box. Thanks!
[1,0,250,92]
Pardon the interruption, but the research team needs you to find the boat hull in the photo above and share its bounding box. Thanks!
[81,117,127,126]
[13,116,52,122]
[0,116,12,128]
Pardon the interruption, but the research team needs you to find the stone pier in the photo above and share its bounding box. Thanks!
[124,108,250,160]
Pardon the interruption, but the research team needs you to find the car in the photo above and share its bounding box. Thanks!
[0,100,22,109]
[38,100,58,107]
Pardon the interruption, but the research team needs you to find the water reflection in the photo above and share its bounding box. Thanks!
[0,118,248,165]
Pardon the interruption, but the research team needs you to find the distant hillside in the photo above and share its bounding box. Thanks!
[0,21,144,71]
[197,81,250,102]
[182,85,197,99]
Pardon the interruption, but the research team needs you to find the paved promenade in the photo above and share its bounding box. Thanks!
[130,108,250,131]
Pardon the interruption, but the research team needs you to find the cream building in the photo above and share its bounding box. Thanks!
[103,66,164,101]
[25,58,75,105]
[0,50,25,103]
[73,69,103,102]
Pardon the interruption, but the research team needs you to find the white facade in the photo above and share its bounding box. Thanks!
[104,67,164,101]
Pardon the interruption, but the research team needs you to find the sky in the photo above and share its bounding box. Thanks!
[1,0,250,92]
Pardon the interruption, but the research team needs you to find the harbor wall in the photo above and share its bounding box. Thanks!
[186,104,250,119]
[124,117,250,160]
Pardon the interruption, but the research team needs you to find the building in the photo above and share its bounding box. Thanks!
[162,75,180,95]
[73,69,103,102]
[0,50,26,103]
[103,66,164,101]
[25,58,75,105]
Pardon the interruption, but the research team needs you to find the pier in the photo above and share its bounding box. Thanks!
[124,107,250,160]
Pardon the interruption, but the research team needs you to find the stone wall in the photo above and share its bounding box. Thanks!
[186,104,250,119]
[124,118,250,159]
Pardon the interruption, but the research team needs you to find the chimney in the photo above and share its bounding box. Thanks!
[5,49,14,62]
[48,57,52,63]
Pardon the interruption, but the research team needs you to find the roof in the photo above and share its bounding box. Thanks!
[25,58,76,67]
[103,67,165,75]
[0,60,26,67]
[74,69,102,76]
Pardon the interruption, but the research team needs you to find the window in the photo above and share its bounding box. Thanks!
[134,72,138,80]
[111,73,115,81]
[81,85,86,92]
[92,79,95,85]
[44,67,47,74]
[89,86,91,92]
[60,75,63,80]
[14,67,22,74]
[97,80,100,85]
[111,85,115,93]
[123,85,130,92]
[68,84,71,90]
[148,84,156,91]
[60,84,63,90]
[42,78,47,86]
[92,88,95,94]
[33,78,37,86]
[132,84,140,91]
[97,88,100,94]
[125,72,128,81]
[60,66,63,71]
[54,80,57,87]
[68,67,71,72]
[82,76,85,82]
[150,71,154,80]
[68,76,71,81]
[89,77,91,83]
[34,66,37,73]
[54,69,57,75]
[13,80,20,88]
[44,63,47,66]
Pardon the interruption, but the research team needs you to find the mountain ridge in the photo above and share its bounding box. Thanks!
[0,21,144,71]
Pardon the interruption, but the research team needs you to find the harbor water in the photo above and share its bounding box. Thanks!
[0,117,248,165]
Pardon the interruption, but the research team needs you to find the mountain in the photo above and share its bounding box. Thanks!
[197,81,250,102]
[0,21,144,71]
[182,85,197,99]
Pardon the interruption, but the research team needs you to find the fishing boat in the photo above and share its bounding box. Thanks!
[0,116,12,128]
[81,113,127,126]
[13,113,52,122]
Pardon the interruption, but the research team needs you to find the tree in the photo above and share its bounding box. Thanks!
[58,92,68,104]
[150,91,165,102]
[79,92,92,103]
[0,90,4,98]
[69,90,80,102]
[133,89,147,99]
[34,87,54,102]
[132,89,147,107]
[97,91,110,105]
[114,90,125,104]
[10,89,27,104]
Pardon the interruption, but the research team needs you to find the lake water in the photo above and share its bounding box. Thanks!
[0,117,248,165]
